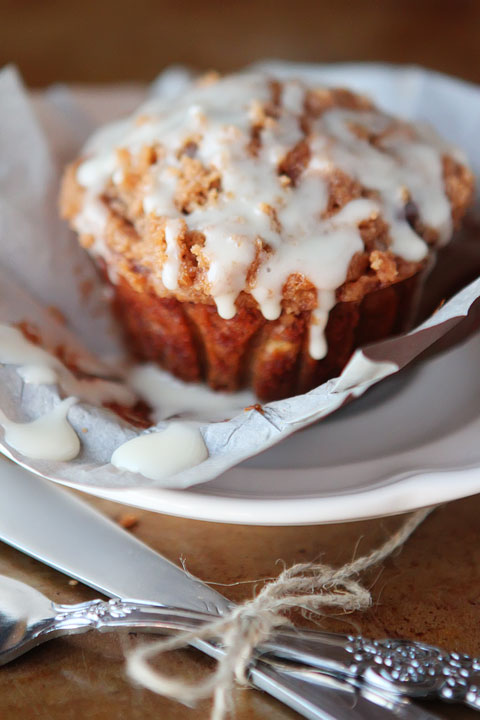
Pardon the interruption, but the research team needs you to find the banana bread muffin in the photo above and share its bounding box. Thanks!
[60,72,474,401]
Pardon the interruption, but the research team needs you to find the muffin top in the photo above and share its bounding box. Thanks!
[62,72,474,359]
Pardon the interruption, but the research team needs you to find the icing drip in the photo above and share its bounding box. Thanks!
[161,219,184,290]
[73,196,112,266]
[74,73,456,360]
[111,422,208,482]
[309,290,336,360]
[0,398,80,461]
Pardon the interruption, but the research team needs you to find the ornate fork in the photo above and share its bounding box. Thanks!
[1,572,478,713]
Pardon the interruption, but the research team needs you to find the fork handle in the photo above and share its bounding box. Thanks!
[52,598,363,719]
[53,599,480,711]
[53,597,352,673]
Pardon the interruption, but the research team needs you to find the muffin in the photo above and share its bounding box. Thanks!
[60,72,474,402]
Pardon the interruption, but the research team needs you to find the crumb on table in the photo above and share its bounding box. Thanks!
[116,513,139,530]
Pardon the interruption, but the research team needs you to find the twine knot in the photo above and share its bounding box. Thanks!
[127,507,432,720]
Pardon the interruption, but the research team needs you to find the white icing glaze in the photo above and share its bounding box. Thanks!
[321,109,452,256]
[0,324,135,406]
[129,363,255,422]
[0,397,80,461]
[111,422,208,481]
[75,73,457,359]
[0,324,59,381]
[17,365,58,385]
[63,375,136,407]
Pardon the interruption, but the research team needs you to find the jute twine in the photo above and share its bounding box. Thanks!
[127,506,433,719]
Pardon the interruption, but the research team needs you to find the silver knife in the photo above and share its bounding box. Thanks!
[0,460,441,720]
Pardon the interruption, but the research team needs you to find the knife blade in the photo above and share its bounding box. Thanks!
[0,460,232,615]
[0,459,441,720]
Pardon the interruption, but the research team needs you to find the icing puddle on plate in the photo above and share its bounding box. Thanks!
[0,323,255,480]
[128,363,255,423]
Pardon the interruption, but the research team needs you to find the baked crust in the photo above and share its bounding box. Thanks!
[110,271,420,401]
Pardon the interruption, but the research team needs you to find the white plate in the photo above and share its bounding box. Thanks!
[20,66,480,525]
[66,330,480,525]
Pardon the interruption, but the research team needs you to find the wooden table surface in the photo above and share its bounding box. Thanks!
[1,1,480,718]
[1,491,480,720]
[1,0,480,87]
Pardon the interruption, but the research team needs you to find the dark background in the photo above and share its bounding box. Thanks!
[1,0,479,86]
